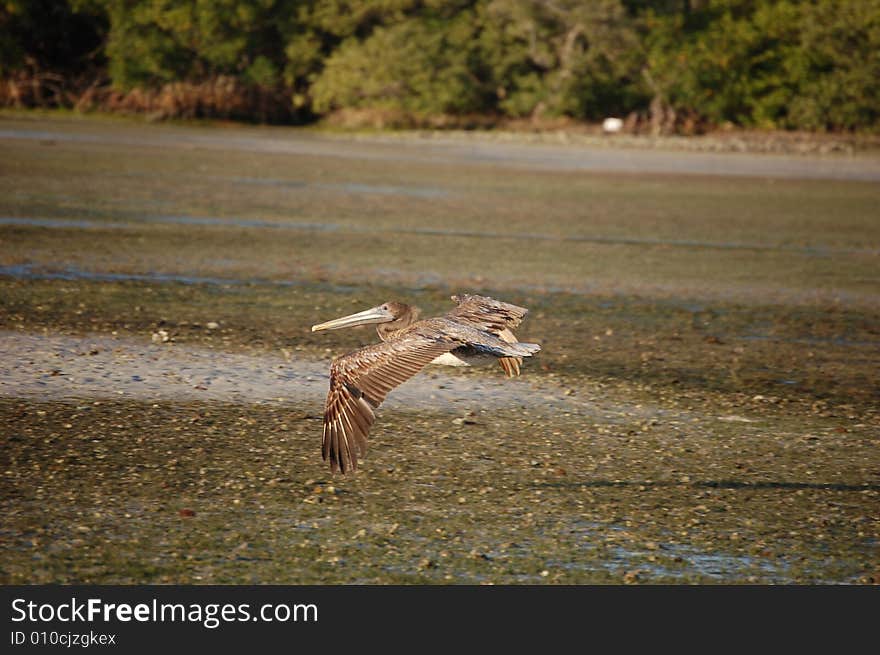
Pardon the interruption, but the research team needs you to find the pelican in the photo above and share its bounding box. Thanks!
[311,294,541,473]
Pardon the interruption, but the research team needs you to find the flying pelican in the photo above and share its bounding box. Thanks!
[311,294,541,473]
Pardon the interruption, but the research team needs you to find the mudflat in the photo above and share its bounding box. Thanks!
[1,114,878,583]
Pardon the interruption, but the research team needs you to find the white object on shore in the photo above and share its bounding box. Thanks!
[602,117,623,134]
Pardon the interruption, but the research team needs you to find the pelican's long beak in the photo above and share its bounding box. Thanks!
[311,305,395,332]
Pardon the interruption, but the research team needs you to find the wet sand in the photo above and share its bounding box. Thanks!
[1,115,878,584]
[0,330,569,414]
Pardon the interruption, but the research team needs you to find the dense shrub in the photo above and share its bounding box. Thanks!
[1,0,877,131]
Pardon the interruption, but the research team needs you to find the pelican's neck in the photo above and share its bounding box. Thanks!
[376,306,420,341]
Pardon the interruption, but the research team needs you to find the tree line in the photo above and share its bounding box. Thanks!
[1,0,878,132]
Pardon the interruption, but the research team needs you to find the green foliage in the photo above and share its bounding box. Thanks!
[2,0,879,130]
[643,0,880,131]
[790,0,880,131]
[99,0,292,89]
[478,0,644,119]
[311,12,489,115]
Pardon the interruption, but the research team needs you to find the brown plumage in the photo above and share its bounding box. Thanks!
[311,294,541,473]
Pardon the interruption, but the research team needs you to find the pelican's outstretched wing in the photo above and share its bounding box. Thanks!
[446,294,530,377]
[446,294,528,331]
[322,329,458,473]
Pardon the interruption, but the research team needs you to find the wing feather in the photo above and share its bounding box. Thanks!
[446,294,528,332]
[321,332,460,473]
[496,327,522,377]
[448,295,527,376]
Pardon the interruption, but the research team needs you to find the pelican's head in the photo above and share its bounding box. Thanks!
[311,301,414,332]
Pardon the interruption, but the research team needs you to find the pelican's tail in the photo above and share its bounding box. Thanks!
[499,357,521,377]
[498,342,539,377]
